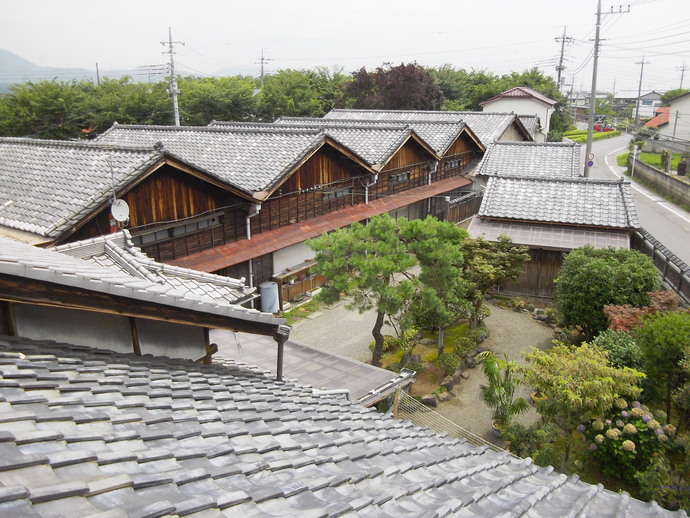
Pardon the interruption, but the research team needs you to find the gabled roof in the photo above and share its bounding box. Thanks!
[479,86,558,107]
[478,176,640,229]
[96,124,371,196]
[0,138,165,241]
[52,230,256,306]
[0,236,283,333]
[645,107,670,128]
[209,120,438,168]
[0,334,680,516]
[476,141,581,179]
[517,115,539,137]
[272,117,485,156]
[323,109,532,147]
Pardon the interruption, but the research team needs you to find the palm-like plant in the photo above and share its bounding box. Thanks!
[477,351,529,431]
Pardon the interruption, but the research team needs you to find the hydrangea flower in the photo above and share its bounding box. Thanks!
[606,428,621,439]
[592,420,604,431]
[654,427,665,436]
[589,443,598,451]
[658,434,669,442]
[649,419,661,430]
[663,424,676,435]
[623,423,638,435]
[616,420,624,428]
[622,440,636,452]
[577,424,586,433]
[621,411,629,418]
[641,413,652,422]
[632,401,642,408]
[605,419,612,425]
[631,407,644,418]
[615,399,628,409]
[594,434,604,444]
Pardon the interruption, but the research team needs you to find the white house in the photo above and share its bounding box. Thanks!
[479,86,557,143]
[660,91,690,142]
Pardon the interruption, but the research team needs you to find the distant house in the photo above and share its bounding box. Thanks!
[323,108,533,148]
[479,86,557,143]
[659,91,690,142]
[645,106,670,131]
[0,232,288,364]
[633,91,664,121]
[469,176,640,297]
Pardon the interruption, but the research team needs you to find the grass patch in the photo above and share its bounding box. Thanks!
[617,153,628,167]
[638,151,682,171]
[280,297,322,325]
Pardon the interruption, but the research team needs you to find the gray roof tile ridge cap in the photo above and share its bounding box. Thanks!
[0,136,161,156]
[617,179,639,228]
[105,239,166,284]
[158,261,245,289]
[51,233,113,255]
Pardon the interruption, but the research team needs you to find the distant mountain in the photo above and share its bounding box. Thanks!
[0,49,144,93]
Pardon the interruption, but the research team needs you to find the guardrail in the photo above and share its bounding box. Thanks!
[632,229,690,305]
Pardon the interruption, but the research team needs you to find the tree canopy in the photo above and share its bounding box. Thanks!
[554,246,660,341]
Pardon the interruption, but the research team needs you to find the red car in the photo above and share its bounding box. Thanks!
[594,123,614,132]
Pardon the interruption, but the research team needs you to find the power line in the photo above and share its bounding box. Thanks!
[161,27,184,126]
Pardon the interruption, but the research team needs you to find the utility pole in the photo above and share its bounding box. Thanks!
[555,27,574,90]
[634,55,650,127]
[584,1,630,177]
[678,62,688,89]
[95,63,100,86]
[161,27,184,126]
[256,49,274,89]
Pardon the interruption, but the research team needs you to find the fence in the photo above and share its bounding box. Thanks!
[393,391,512,455]
[632,229,690,305]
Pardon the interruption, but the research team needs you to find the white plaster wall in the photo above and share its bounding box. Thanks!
[660,96,690,141]
[135,319,206,360]
[482,98,552,142]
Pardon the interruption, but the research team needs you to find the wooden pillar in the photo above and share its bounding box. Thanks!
[129,317,142,356]
[0,301,17,336]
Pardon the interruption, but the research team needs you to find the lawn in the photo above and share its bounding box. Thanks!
[638,151,682,171]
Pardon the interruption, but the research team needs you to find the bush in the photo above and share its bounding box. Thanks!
[592,330,643,370]
[503,422,561,467]
[438,352,461,375]
[368,335,397,353]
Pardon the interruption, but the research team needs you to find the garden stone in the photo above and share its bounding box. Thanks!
[421,394,437,407]
[461,371,470,380]
[441,376,454,391]
[437,391,453,402]
[451,368,464,384]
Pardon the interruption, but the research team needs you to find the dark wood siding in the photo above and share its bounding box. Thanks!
[499,248,564,298]
[438,133,482,181]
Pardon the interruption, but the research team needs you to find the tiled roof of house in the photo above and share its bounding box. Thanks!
[271,117,483,156]
[644,107,670,128]
[52,230,256,305]
[479,176,640,229]
[323,109,529,147]
[96,124,333,194]
[476,141,581,179]
[0,334,680,517]
[517,115,539,137]
[0,138,164,240]
[209,120,430,167]
[0,236,281,327]
[478,86,558,107]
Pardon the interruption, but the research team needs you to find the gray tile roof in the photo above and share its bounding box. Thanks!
[0,137,164,240]
[0,236,281,326]
[323,109,527,147]
[476,141,581,179]
[210,120,429,167]
[478,86,558,107]
[468,217,632,250]
[96,124,332,194]
[518,115,539,137]
[0,334,681,517]
[478,176,640,229]
[52,230,256,306]
[271,117,480,156]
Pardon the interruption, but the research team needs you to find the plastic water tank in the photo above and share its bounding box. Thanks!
[260,281,279,313]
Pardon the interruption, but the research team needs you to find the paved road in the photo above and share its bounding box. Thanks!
[583,134,690,265]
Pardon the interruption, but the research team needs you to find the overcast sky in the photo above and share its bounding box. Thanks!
[2,0,688,96]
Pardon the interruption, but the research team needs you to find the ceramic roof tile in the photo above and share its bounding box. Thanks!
[95,124,330,193]
[0,335,683,517]
[478,176,640,229]
[323,109,526,147]
[517,115,539,137]
[478,86,557,107]
[0,138,164,240]
[0,235,284,328]
[475,141,581,179]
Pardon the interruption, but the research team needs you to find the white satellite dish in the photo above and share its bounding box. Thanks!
[111,199,130,223]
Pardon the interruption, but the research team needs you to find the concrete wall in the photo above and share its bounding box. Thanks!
[629,156,690,206]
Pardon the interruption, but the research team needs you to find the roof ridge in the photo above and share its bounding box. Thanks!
[105,123,322,136]
[0,136,164,155]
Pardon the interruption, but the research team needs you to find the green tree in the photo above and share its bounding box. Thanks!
[591,330,643,370]
[341,62,442,110]
[399,217,470,357]
[178,76,258,125]
[661,88,690,105]
[521,343,645,472]
[459,235,530,328]
[554,246,660,341]
[477,351,529,430]
[636,311,690,418]
[257,69,331,121]
[308,215,417,367]
[0,79,89,139]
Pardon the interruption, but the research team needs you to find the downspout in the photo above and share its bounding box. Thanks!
[427,160,439,214]
[274,324,291,381]
[245,203,262,291]
[364,173,379,204]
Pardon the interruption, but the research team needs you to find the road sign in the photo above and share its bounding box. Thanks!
[587,152,595,160]
[587,160,594,167]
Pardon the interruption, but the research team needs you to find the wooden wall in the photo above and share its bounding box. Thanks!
[499,248,564,298]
